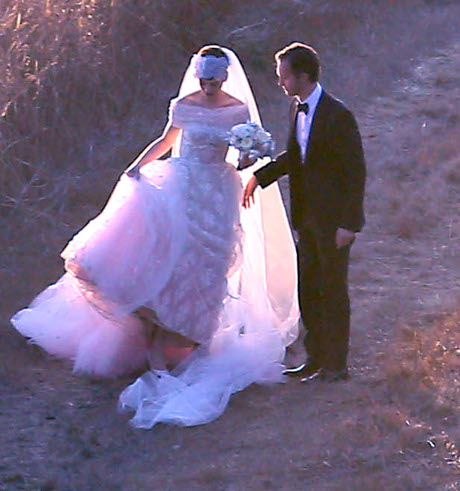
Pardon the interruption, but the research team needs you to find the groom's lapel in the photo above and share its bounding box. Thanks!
[288,100,301,157]
[305,91,329,163]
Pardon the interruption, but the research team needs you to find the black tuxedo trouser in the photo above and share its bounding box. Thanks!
[297,225,351,371]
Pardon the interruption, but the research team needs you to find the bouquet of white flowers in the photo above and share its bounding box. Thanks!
[227,122,275,170]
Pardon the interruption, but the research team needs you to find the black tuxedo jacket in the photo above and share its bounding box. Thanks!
[255,90,366,232]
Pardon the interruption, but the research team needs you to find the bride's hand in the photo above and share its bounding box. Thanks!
[242,175,259,208]
[237,152,257,171]
[125,164,141,180]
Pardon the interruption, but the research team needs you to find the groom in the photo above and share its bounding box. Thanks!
[243,42,366,382]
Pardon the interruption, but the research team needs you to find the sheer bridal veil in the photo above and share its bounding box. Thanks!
[119,47,299,428]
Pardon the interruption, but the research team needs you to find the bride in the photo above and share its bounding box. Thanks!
[11,45,299,428]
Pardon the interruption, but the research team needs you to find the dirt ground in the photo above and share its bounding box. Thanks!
[1,6,459,491]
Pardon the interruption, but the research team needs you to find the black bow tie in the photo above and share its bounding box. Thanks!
[297,102,309,114]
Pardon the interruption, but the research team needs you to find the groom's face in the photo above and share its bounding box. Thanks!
[276,59,311,98]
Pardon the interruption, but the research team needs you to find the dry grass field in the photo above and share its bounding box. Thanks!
[1,1,459,489]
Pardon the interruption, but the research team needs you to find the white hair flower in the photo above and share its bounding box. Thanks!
[193,55,229,81]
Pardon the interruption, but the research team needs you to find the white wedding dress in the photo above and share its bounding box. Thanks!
[12,48,299,428]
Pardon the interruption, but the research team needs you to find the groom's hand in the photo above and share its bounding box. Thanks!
[335,228,355,248]
[243,175,259,208]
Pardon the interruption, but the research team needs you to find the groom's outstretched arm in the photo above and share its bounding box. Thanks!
[243,152,290,208]
[243,151,290,208]
[254,151,290,189]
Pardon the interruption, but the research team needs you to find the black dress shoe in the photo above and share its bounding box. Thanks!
[283,363,320,378]
[301,368,349,383]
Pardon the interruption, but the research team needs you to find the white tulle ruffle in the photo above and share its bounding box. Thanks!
[119,310,286,428]
[11,273,150,377]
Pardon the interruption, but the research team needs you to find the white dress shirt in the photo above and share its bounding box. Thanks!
[296,83,322,162]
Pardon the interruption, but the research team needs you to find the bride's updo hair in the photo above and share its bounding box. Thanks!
[197,45,229,61]
[194,45,230,81]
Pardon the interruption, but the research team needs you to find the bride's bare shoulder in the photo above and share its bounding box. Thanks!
[177,92,202,105]
[221,93,245,107]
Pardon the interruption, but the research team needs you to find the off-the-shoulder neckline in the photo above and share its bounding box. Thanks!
[176,101,246,110]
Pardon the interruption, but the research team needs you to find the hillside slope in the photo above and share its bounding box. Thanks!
[1,1,459,489]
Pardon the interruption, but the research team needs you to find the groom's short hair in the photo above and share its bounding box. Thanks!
[275,43,320,83]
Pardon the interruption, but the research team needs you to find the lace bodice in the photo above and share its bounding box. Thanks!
[169,100,250,163]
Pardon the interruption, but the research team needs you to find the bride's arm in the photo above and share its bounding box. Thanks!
[125,123,181,176]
